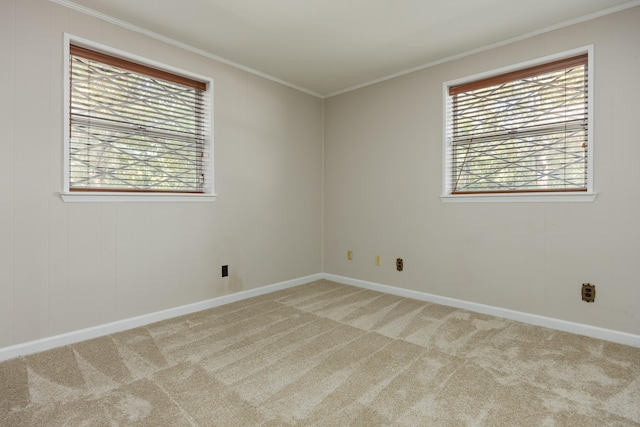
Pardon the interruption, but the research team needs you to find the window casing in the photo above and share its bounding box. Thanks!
[442,48,595,202]
[62,35,214,202]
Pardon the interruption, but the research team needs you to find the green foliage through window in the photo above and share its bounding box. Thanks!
[69,45,208,193]
[447,54,588,194]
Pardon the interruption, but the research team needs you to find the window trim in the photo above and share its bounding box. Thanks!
[61,33,216,203]
[441,46,596,203]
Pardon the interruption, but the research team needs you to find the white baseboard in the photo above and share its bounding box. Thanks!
[2,271,638,362]
[0,273,323,362]
[322,273,640,348]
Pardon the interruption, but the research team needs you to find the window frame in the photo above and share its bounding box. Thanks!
[441,46,597,203]
[61,34,216,203]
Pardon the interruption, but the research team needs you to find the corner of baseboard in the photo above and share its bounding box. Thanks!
[3,272,635,362]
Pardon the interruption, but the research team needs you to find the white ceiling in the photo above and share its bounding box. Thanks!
[58,0,638,97]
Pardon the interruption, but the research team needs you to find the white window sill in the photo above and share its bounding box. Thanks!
[440,192,598,203]
[60,192,217,203]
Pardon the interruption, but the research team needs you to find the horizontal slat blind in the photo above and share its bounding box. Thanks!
[69,45,207,193]
[449,54,588,194]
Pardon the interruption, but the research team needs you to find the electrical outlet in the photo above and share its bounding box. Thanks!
[375,255,381,266]
[582,283,595,302]
[222,265,228,277]
[396,258,403,271]
[347,250,353,260]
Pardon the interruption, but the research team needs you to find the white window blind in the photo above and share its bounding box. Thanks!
[69,45,208,193]
[447,54,588,194]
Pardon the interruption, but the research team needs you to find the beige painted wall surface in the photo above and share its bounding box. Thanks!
[0,0,323,348]
[323,7,640,335]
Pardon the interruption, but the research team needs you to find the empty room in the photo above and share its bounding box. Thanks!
[1,0,639,425]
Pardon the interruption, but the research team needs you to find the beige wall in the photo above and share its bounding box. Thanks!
[323,7,640,335]
[0,0,323,348]
[2,1,638,351]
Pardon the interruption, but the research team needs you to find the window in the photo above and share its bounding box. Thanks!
[442,48,595,202]
[62,36,214,202]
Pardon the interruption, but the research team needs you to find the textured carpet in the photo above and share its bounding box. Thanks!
[1,280,639,426]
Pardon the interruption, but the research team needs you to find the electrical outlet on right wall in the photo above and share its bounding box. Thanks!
[582,283,595,302]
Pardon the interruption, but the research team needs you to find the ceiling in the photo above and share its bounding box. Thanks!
[59,0,638,97]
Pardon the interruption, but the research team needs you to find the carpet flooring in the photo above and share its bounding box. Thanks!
[1,279,639,426]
